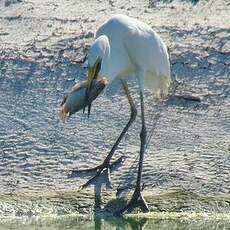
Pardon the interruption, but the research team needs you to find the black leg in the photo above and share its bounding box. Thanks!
[136,90,147,193]
[115,90,149,215]
[70,80,137,190]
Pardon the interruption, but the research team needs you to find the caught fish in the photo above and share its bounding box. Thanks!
[59,79,107,122]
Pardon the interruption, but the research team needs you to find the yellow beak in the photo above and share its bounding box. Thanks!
[86,66,96,95]
[84,59,102,117]
[83,66,96,117]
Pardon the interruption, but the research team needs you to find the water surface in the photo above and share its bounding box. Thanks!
[1,217,230,230]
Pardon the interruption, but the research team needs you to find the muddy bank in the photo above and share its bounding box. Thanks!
[1,189,230,219]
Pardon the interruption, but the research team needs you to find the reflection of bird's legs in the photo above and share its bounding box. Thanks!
[71,80,137,190]
[116,90,149,215]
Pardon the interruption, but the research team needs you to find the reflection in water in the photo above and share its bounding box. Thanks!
[1,217,230,230]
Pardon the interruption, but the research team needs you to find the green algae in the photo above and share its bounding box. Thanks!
[126,211,230,221]
[0,189,230,222]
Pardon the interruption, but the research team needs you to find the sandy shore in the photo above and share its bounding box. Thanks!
[0,0,229,217]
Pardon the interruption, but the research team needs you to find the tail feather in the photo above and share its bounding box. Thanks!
[145,72,171,99]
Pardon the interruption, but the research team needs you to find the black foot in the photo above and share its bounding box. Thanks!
[115,187,149,215]
[69,156,124,190]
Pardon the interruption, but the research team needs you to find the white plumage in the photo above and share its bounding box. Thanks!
[88,14,171,97]
[75,14,172,214]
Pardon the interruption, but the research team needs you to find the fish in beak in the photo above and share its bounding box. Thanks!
[59,79,107,122]
[84,59,102,117]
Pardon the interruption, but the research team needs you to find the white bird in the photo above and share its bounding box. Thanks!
[72,14,171,214]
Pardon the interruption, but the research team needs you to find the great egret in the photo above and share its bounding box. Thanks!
[72,14,171,214]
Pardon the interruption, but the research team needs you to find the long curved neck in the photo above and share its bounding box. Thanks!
[100,39,112,82]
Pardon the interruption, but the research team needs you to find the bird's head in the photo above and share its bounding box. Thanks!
[85,35,110,117]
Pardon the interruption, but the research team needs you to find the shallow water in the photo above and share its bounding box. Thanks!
[1,217,230,230]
